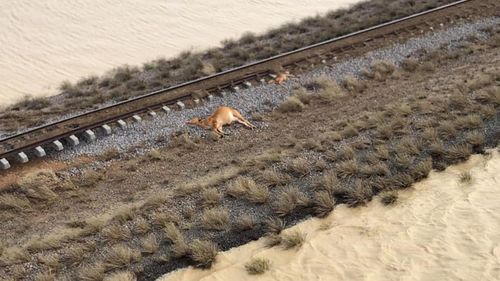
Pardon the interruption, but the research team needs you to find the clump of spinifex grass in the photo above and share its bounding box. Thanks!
[245,258,271,275]
[227,177,269,204]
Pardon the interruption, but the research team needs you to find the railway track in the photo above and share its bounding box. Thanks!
[0,0,497,170]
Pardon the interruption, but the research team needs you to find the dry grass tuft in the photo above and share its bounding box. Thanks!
[342,75,366,92]
[411,158,433,180]
[264,217,286,234]
[64,244,94,266]
[0,246,30,265]
[245,258,270,275]
[103,271,136,281]
[189,239,218,268]
[100,147,120,161]
[0,194,31,210]
[342,180,373,207]
[147,149,163,161]
[34,271,55,281]
[438,121,457,138]
[154,212,180,227]
[78,169,104,188]
[281,231,306,250]
[102,224,132,241]
[201,187,223,208]
[395,137,420,155]
[444,144,472,163]
[313,191,335,218]
[37,253,60,270]
[234,214,257,231]
[78,262,106,281]
[341,125,359,138]
[133,217,151,235]
[455,114,483,130]
[459,171,472,183]
[336,146,355,161]
[288,157,311,177]
[164,222,185,244]
[380,191,398,205]
[104,244,141,270]
[314,170,338,193]
[278,96,305,113]
[336,159,360,179]
[227,177,269,203]
[273,186,309,217]
[201,208,229,230]
[465,131,485,147]
[141,234,159,254]
[259,169,291,187]
[402,58,418,72]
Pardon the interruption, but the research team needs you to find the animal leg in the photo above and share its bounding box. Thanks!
[232,110,256,129]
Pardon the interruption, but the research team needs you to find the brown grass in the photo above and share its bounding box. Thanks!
[288,157,311,177]
[189,239,218,269]
[343,75,366,92]
[336,146,355,161]
[342,125,359,138]
[444,144,472,162]
[64,243,94,266]
[37,253,60,270]
[281,231,306,250]
[459,171,472,183]
[245,258,270,275]
[439,121,457,138]
[0,194,31,210]
[402,58,418,72]
[455,114,483,130]
[234,214,257,231]
[278,96,305,113]
[201,208,229,230]
[227,177,270,203]
[34,271,55,281]
[133,217,151,235]
[201,187,223,208]
[141,234,159,254]
[336,159,360,179]
[259,169,291,187]
[273,186,309,217]
[313,191,335,218]
[103,244,141,270]
[465,131,485,147]
[344,180,373,207]
[314,170,338,193]
[78,262,106,281]
[380,191,398,205]
[264,217,286,234]
[102,224,132,241]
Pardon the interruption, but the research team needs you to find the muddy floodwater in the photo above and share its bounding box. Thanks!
[0,0,362,106]
[160,150,500,281]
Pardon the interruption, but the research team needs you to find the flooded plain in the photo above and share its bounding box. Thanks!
[0,0,361,106]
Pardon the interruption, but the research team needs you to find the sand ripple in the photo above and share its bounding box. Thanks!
[160,150,500,281]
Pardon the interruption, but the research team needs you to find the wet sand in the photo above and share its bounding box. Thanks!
[0,0,361,106]
[160,150,500,281]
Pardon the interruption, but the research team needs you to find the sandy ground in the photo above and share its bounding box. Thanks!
[0,0,361,106]
[160,150,500,281]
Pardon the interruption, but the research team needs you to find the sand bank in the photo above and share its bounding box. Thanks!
[0,0,361,106]
[160,150,500,281]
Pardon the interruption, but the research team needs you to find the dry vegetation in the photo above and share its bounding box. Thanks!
[0,14,499,281]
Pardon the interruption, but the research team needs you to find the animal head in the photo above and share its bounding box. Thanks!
[186,117,209,129]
